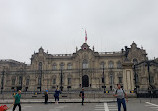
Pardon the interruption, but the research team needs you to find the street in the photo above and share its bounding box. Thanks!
[2,100,158,111]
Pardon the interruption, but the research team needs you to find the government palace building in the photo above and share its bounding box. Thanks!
[0,42,158,94]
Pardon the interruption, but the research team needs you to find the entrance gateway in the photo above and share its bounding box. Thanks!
[82,75,89,87]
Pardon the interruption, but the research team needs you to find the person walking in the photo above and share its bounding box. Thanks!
[54,87,61,104]
[13,90,21,111]
[80,88,85,106]
[113,84,128,111]
[44,89,48,104]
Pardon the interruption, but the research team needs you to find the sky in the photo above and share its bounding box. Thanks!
[0,0,158,64]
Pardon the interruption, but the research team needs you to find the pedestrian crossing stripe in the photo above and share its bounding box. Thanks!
[95,103,117,111]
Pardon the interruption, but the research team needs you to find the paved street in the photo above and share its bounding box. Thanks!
[2,100,158,111]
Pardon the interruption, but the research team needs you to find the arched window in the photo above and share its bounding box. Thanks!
[100,62,105,69]
[52,63,57,70]
[67,63,72,70]
[108,61,114,68]
[117,61,122,69]
[133,58,138,65]
[82,60,88,69]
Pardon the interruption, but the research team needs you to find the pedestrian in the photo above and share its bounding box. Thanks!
[54,87,61,104]
[13,90,21,111]
[44,89,48,104]
[113,84,128,111]
[80,88,84,106]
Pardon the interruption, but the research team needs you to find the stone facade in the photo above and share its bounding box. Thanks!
[0,42,157,93]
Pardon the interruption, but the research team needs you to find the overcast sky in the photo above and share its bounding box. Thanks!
[0,0,158,64]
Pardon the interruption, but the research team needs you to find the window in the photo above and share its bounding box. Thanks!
[110,75,114,84]
[38,77,41,85]
[150,77,154,83]
[102,77,105,83]
[26,79,29,86]
[118,77,123,83]
[117,61,122,69]
[52,78,56,84]
[68,78,71,85]
[39,62,42,70]
[108,61,114,68]
[100,62,105,69]
[52,64,57,70]
[12,78,16,85]
[60,63,65,69]
[82,60,88,69]
[19,76,22,85]
[67,63,72,70]
[133,59,138,65]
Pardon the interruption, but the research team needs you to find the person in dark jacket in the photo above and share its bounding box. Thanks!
[80,88,85,106]
[54,87,61,104]
[44,89,48,104]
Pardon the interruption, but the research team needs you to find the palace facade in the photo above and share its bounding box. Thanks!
[0,42,158,93]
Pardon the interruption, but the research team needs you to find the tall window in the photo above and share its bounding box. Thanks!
[12,78,16,85]
[67,63,72,70]
[110,75,114,84]
[133,59,138,65]
[117,61,122,69]
[52,78,56,85]
[38,77,41,85]
[68,78,71,85]
[39,62,42,70]
[19,76,22,85]
[100,62,105,69]
[26,78,29,86]
[118,77,123,83]
[82,60,88,69]
[150,77,154,83]
[60,63,65,69]
[52,63,57,70]
[108,61,114,68]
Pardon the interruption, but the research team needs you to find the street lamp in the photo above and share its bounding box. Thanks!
[60,68,63,91]
[102,63,106,92]
[1,68,5,94]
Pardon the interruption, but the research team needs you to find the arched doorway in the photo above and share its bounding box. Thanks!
[82,75,89,87]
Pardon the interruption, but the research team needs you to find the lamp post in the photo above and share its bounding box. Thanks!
[60,68,63,91]
[38,62,42,92]
[102,64,106,92]
[1,69,5,94]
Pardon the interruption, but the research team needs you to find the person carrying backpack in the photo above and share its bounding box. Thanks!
[113,84,128,111]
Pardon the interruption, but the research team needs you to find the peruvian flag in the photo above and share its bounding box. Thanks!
[85,30,87,43]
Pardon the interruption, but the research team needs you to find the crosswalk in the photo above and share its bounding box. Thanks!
[95,103,117,111]
[145,102,158,110]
